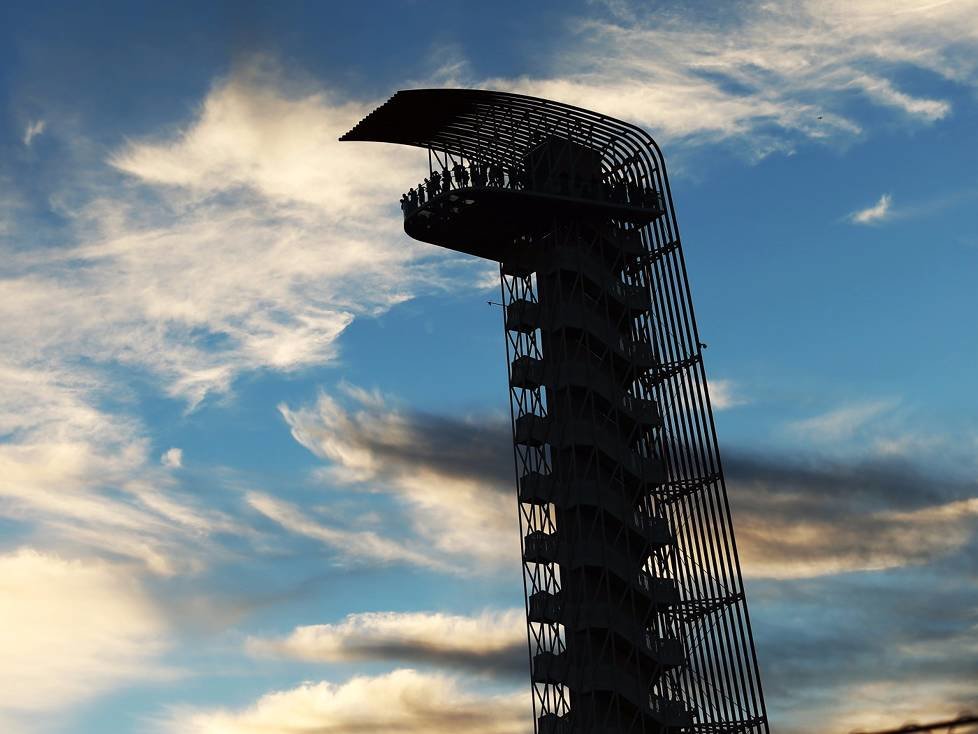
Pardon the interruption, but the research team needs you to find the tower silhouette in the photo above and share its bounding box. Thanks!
[343,89,768,734]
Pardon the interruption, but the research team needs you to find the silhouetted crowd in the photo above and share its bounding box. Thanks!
[400,162,662,215]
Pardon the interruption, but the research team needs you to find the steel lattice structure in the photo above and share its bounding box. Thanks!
[342,89,768,734]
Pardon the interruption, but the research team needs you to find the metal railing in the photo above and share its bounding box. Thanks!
[400,161,664,215]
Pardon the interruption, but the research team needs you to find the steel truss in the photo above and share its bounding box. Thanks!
[342,89,768,734]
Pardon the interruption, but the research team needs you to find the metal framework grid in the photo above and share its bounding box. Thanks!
[342,89,768,734]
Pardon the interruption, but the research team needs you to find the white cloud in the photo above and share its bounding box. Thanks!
[786,399,896,442]
[709,378,747,410]
[4,0,968,589]
[0,548,167,717]
[246,491,447,571]
[850,193,893,224]
[872,432,945,458]
[662,373,747,417]
[0,366,235,575]
[4,4,976,584]
[2,57,480,413]
[109,59,421,217]
[23,119,45,147]
[737,495,978,579]
[161,447,183,468]
[853,76,950,121]
[247,608,524,665]
[479,0,978,153]
[0,58,488,574]
[279,389,520,570]
[159,669,529,734]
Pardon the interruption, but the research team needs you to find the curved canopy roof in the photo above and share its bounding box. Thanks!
[340,88,666,181]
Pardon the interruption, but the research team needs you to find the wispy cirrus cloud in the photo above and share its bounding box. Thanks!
[854,76,950,121]
[484,0,978,155]
[786,398,897,442]
[279,388,519,570]
[109,61,417,218]
[2,57,486,416]
[6,78,429,405]
[158,669,529,734]
[0,365,237,575]
[246,491,448,572]
[849,193,894,224]
[0,58,489,575]
[247,608,525,675]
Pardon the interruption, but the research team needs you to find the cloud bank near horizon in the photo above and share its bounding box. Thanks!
[158,669,530,734]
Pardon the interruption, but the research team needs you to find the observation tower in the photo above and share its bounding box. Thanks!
[342,89,768,734]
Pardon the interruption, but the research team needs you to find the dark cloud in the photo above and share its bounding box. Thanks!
[314,395,978,577]
[751,560,978,731]
[342,641,526,677]
[355,410,515,489]
[320,394,976,513]
[247,609,528,679]
[724,450,976,514]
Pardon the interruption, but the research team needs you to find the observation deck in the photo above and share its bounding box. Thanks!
[340,89,666,261]
[398,153,665,261]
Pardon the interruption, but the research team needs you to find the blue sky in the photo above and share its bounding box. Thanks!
[1,1,977,733]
